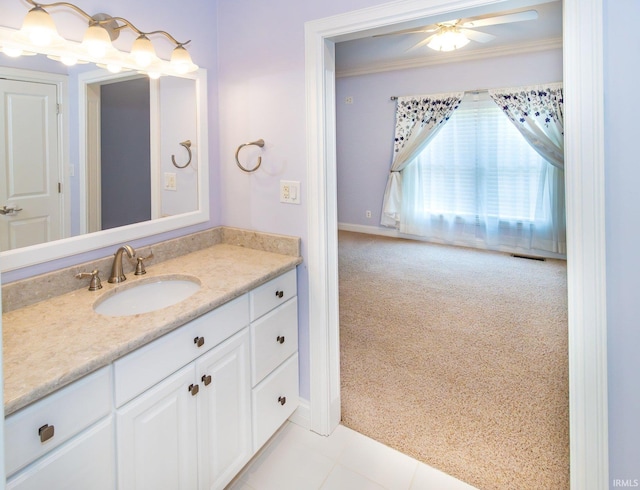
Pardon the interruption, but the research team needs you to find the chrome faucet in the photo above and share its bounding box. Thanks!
[108,245,136,283]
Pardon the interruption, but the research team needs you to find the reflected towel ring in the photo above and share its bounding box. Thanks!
[235,139,265,173]
[172,140,192,169]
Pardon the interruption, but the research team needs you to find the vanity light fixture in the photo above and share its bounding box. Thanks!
[0,0,198,77]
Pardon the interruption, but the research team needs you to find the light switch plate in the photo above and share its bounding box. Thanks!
[280,180,300,204]
[164,172,177,191]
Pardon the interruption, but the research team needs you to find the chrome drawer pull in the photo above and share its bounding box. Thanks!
[278,396,287,406]
[201,374,212,386]
[276,335,285,344]
[38,424,55,443]
[188,384,199,396]
[194,336,205,347]
[275,290,284,299]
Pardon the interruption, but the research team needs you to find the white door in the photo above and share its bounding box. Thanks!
[116,364,198,490]
[196,330,252,490]
[0,78,62,251]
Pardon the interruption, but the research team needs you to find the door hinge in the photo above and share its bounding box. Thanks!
[58,182,62,193]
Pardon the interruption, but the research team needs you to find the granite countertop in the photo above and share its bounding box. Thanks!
[3,242,302,416]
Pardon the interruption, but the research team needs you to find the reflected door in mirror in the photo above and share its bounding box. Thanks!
[0,79,62,251]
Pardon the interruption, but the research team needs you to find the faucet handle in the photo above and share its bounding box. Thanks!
[134,250,154,275]
[75,270,103,291]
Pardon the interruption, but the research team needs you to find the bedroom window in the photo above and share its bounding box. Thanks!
[400,91,565,255]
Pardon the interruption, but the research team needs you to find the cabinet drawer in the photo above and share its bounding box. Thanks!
[250,269,296,320]
[5,367,112,477]
[251,297,298,386]
[252,353,299,451]
[7,417,115,490]
[114,294,249,407]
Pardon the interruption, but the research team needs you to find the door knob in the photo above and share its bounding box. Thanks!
[278,396,287,406]
[275,290,284,298]
[277,335,285,344]
[194,336,205,347]
[188,384,199,396]
[201,374,212,386]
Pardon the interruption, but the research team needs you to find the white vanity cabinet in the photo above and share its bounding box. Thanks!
[115,295,252,490]
[4,367,115,490]
[249,269,299,451]
[4,267,300,490]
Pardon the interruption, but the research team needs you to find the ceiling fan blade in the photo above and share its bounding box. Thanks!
[460,10,538,29]
[373,24,439,38]
[405,33,437,51]
[459,28,496,43]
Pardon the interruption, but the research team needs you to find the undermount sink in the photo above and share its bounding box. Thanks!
[94,275,201,317]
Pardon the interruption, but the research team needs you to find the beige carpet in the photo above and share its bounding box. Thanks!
[338,231,569,490]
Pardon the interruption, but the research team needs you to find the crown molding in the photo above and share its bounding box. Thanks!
[336,36,563,78]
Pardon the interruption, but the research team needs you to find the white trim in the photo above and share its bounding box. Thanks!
[305,0,608,488]
[288,400,312,430]
[336,36,563,78]
[337,222,567,260]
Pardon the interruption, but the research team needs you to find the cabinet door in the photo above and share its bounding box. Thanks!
[196,329,252,490]
[117,365,198,490]
[6,417,115,490]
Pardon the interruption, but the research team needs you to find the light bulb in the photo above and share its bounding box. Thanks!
[170,45,197,74]
[427,27,470,52]
[60,54,79,66]
[20,6,59,47]
[131,35,156,68]
[2,46,23,58]
[82,24,112,58]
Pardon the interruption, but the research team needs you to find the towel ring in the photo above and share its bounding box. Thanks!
[172,140,192,169]
[235,139,265,173]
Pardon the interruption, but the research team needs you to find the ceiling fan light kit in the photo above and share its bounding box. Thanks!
[427,26,470,52]
[378,9,539,53]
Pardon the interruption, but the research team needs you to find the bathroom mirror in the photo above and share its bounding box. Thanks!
[0,53,209,272]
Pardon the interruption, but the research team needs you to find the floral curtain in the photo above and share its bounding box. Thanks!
[380,92,463,227]
[488,83,564,169]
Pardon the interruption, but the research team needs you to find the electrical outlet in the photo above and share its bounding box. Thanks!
[164,172,177,191]
[366,210,372,218]
[280,180,300,204]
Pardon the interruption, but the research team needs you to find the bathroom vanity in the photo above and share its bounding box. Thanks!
[2,228,302,489]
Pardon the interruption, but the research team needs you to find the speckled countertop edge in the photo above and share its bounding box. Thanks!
[3,232,302,416]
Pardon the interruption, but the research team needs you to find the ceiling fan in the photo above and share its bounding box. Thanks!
[376,10,539,52]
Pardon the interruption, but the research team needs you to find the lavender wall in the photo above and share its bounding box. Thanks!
[336,49,563,228]
[0,0,220,282]
[216,0,394,400]
[604,0,640,484]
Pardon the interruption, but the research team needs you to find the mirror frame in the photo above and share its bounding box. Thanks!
[0,67,209,272]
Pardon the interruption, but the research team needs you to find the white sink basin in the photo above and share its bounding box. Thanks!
[94,276,201,316]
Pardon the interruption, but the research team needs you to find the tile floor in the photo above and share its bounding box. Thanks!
[227,422,478,490]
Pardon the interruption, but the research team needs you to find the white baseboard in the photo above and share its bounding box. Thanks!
[288,399,311,430]
[337,222,566,260]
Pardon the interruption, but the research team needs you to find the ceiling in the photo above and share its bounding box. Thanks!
[335,0,562,77]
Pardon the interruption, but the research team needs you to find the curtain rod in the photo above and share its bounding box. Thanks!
[390,88,489,101]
